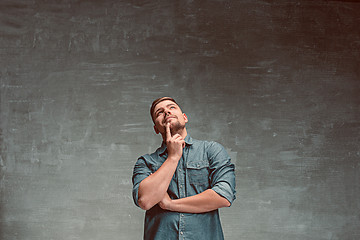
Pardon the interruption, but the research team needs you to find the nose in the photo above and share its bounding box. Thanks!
[164,108,172,116]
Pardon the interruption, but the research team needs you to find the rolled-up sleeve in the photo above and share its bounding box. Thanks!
[132,155,152,207]
[207,142,236,205]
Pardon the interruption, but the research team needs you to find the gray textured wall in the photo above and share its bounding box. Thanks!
[1,0,359,239]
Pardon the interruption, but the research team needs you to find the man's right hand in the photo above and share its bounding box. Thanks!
[165,122,185,161]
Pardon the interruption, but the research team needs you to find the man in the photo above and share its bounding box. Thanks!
[132,97,236,240]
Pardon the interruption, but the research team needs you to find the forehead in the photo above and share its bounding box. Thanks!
[153,100,179,111]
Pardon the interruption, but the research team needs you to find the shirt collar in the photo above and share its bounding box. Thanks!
[159,134,193,156]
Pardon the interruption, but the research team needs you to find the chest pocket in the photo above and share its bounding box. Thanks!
[186,160,210,186]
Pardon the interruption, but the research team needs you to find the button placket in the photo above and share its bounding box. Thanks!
[178,147,187,199]
[178,146,188,239]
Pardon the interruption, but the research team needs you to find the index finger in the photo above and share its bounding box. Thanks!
[165,122,172,140]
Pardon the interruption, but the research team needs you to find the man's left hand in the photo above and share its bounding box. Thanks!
[159,193,172,211]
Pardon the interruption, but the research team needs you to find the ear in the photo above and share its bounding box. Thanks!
[153,125,160,134]
[183,113,188,123]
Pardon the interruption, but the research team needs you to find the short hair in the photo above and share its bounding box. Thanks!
[150,97,179,122]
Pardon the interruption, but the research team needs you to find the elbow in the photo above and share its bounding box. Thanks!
[224,199,231,207]
[138,197,154,211]
[219,196,231,208]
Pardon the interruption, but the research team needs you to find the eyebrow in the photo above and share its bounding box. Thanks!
[154,103,177,115]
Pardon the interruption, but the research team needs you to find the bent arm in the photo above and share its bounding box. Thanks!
[159,141,236,213]
[137,157,179,210]
[159,189,230,213]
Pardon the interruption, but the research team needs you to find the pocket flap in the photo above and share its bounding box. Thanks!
[186,160,209,169]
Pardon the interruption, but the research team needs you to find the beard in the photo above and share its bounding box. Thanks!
[169,120,185,135]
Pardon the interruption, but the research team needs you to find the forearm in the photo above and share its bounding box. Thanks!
[163,189,230,213]
[137,157,178,210]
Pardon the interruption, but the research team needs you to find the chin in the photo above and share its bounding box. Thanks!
[170,122,185,133]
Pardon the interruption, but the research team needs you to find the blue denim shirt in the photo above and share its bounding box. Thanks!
[132,135,236,240]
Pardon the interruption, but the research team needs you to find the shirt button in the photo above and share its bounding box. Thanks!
[181,214,184,217]
[180,231,183,235]
[179,168,182,171]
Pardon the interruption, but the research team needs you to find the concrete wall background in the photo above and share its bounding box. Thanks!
[0,0,359,239]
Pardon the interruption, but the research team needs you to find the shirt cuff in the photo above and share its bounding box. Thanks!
[132,183,141,208]
[212,181,236,206]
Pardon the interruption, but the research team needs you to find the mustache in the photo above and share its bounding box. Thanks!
[163,115,177,123]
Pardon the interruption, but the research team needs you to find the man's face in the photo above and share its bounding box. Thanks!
[152,100,188,135]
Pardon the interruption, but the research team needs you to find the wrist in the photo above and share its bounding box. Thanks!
[166,198,175,211]
[167,155,181,162]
